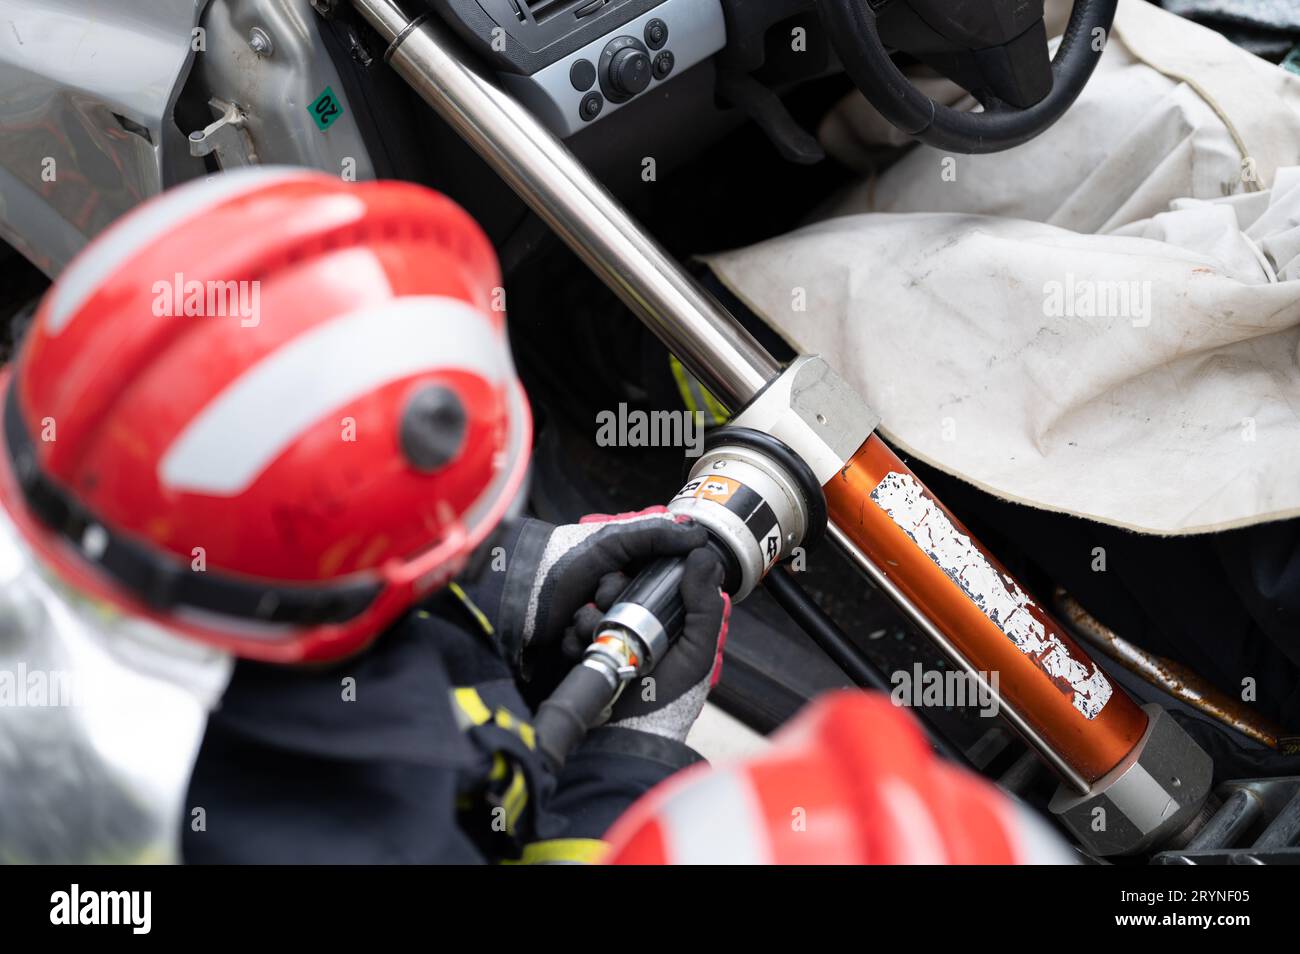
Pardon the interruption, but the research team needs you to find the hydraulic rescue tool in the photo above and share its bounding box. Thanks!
[534,410,829,769]
[348,0,1213,856]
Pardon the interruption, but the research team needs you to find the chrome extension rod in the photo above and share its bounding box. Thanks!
[349,0,1090,793]
[352,0,778,404]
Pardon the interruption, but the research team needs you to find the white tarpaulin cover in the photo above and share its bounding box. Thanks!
[706,0,1300,535]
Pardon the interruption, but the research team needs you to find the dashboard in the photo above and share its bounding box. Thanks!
[434,0,728,138]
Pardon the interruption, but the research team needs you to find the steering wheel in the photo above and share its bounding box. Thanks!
[813,0,1120,153]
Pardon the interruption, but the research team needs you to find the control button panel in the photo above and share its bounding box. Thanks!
[652,50,674,80]
[497,0,726,138]
[644,18,668,50]
[579,91,604,121]
[600,36,652,102]
[569,59,597,91]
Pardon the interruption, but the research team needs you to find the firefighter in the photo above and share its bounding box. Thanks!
[0,168,727,863]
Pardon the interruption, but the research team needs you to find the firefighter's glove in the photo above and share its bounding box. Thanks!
[495,508,708,670]
[569,547,729,744]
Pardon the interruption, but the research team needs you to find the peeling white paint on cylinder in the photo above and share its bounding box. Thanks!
[870,472,1112,720]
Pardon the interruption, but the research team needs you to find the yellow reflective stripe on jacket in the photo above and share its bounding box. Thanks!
[505,839,610,865]
[452,688,537,750]
[448,581,495,637]
[452,687,493,727]
[494,707,536,750]
[502,768,528,832]
[483,755,528,835]
[669,354,730,425]
[454,688,535,837]
[489,752,509,782]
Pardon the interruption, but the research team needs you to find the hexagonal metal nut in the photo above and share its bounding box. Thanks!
[1050,704,1213,856]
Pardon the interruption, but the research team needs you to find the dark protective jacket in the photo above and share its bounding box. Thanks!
[181,583,702,864]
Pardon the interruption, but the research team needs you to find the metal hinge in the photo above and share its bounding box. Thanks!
[188,99,258,168]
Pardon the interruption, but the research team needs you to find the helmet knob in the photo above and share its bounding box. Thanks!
[400,385,467,472]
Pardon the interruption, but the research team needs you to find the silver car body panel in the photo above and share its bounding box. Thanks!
[191,0,376,181]
[0,0,373,279]
[0,0,208,276]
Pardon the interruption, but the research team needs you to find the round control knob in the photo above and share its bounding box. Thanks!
[608,47,651,98]
[645,18,668,50]
[652,50,675,80]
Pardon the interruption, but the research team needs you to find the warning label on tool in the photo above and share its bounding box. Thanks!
[699,477,741,503]
[674,475,783,569]
[758,523,782,570]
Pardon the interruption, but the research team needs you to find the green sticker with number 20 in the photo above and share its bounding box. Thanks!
[308,87,344,131]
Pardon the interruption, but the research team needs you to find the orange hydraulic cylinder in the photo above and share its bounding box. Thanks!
[825,436,1148,785]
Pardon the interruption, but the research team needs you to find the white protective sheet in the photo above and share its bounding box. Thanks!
[706,0,1300,535]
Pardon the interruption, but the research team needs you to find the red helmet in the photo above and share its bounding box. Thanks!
[604,691,1072,864]
[0,168,530,663]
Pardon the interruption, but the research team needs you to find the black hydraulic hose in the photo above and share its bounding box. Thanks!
[535,663,619,773]
[765,567,891,694]
[536,543,733,772]
[763,566,976,770]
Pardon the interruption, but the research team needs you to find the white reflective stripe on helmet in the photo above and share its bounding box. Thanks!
[656,767,772,864]
[158,296,508,496]
[1004,800,1078,865]
[45,167,310,335]
[877,778,950,864]
[456,378,529,535]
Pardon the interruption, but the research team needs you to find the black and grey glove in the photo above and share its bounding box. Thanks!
[569,547,730,744]
[491,508,710,670]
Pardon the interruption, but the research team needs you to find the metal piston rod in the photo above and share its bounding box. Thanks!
[349,0,778,405]
[349,0,1154,799]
